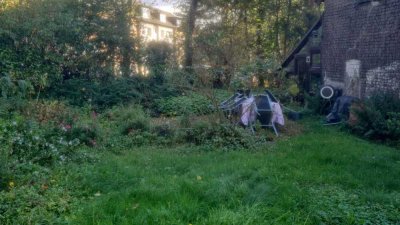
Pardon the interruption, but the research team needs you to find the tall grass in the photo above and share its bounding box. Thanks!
[69,122,400,225]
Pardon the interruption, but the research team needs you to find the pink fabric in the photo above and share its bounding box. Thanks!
[240,97,257,126]
[271,102,285,126]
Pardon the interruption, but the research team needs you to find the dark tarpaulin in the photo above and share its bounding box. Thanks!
[326,96,359,124]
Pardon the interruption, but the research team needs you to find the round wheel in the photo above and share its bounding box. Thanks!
[320,86,335,100]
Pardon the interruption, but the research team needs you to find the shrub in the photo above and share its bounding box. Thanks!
[122,120,150,136]
[64,123,99,147]
[127,131,159,146]
[151,124,175,138]
[387,112,400,138]
[155,92,213,116]
[181,120,268,150]
[145,41,173,78]
[22,100,77,125]
[0,166,75,224]
[303,93,334,115]
[0,147,10,190]
[46,77,178,112]
[349,92,400,146]
[0,116,80,166]
[103,105,150,135]
[0,76,33,117]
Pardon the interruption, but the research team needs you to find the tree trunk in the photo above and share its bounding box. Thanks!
[274,0,281,59]
[120,0,133,77]
[283,0,292,57]
[256,1,266,87]
[183,0,199,75]
[255,5,265,61]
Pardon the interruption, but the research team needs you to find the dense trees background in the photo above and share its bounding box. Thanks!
[0,0,321,92]
[0,0,141,91]
[179,0,322,87]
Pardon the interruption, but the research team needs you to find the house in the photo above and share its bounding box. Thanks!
[134,4,182,75]
[137,5,181,45]
[281,0,400,98]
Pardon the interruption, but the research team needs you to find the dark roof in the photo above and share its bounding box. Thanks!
[281,16,322,68]
[139,4,180,28]
[141,18,177,28]
[140,4,179,18]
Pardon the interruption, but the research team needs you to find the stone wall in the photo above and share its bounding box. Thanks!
[321,0,400,98]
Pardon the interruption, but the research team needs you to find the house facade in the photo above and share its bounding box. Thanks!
[134,4,181,75]
[282,0,400,98]
[138,5,180,45]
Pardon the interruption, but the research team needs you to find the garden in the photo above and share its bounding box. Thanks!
[1,0,400,224]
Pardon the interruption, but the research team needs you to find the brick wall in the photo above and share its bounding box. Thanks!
[321,0,400,98]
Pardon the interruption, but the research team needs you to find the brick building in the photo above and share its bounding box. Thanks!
[282,0,400,98]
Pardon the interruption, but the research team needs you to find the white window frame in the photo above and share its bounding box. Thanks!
[160,14,167,23]
[142,7,150,19]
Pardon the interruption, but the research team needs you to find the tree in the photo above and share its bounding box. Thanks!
[177,0,321,87]
[0,0,142,93]
[183,0,199,74]
[145,41,173,82]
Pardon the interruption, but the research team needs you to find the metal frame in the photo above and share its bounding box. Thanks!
[255,94,279,136]
[220,91,279,136]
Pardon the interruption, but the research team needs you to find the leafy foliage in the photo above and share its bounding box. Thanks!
[349,92,400,146]
[145,41,174,80]
[0,181,74,225]
[0,0,84,89]
[182,0,321,88]
[46,77,177,111]
[0,116,81,165]
[155,92,213,116]
[182,120,269,150]
[63,122,100,147]
[22,100,77,125]
[104,105,150,135]
[0,0,140,94]
[0,75,33,116]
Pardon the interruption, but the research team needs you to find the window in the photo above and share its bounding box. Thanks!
[312,30,319,39]
[312,54,321,66]
[160,14,167,23]
[142,7,150,19]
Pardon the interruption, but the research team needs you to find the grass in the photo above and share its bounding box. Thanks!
[67,121,400,225]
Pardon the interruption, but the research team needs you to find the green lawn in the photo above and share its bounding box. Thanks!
[68,123,400,225]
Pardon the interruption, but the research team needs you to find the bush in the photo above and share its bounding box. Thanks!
[304,93,333,115]
[151,124,175,138]
[349,92,400,146]
[46,77,178,112]
[122,120,150,136]
[0,76,33,117]
[64,123,99,147]
[145,41,173,78]
[0,147,10,190]
[387,112,400,138]
[103,105,150,135]
[0,116,81,166]
[155,92,213,116]
[181,120,268,150]
[22,100,77,125]
[0,163,75,224]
